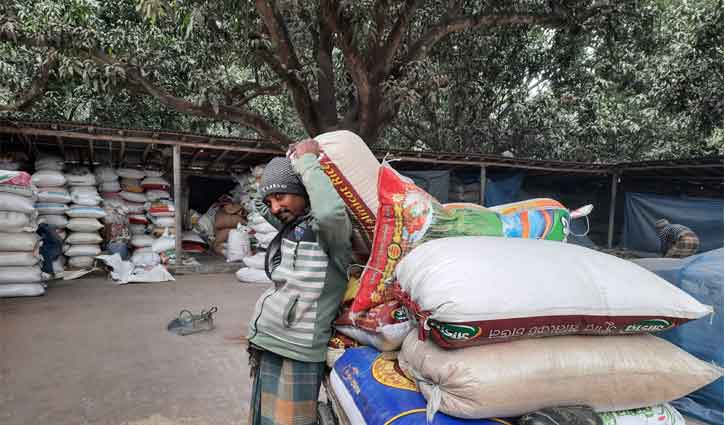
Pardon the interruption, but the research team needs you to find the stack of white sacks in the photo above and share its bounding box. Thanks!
[236,164,277,284]
[32,156,71,273]
[0,170,45,297]
[64,167,105,269]
[118,168,155,267]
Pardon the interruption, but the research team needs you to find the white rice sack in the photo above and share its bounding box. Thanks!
[66,205,106,219]
[37,187,71,204]
[145,190,171,201]
[0,211,36,233]
[67,256,95,269]
[398,333,723,419]
[69,186,99,195]
[314,130,381,242]
[151,231,175,253]
[0,192,36,213]
[99,181,121,192]
[119,191,147,203]
[130,235,154,248]
[250,220,277,235]
[39,214,68,228]
[124,201,146,214]
[336,321,414,353]
[0,283,45,298]
[0,252,40,267]
[227,225,250,262]
[34,157,64,171]
[242,252,266,270]
[0,232,39,251]
[129,224,147,235]
[36,203,69,216]
[0,266,43,283]
[65,232,103,245]
[143,169,165,178]
[65,171,96,186]
[116,168,146,179]
[394,236,713,349]
[0,184,34,198]
[64,244,101,257]
[131,249,160,267]
[70,192,102,207]
[150,216,175,228]
[94,167,119,182]
[235,267,273,284]
[66,218,104,232]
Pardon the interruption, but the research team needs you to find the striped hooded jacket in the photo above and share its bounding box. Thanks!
[248,153,353,363]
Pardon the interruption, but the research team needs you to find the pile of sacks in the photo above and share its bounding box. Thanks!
[118,168,176,267]
[32,155,71,269]
[280,130,721,425]
[0,170,45,297]
[96,166,130,258]
[63,167,105,269]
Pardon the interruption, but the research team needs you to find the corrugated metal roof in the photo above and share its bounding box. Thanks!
[0,119,721,179]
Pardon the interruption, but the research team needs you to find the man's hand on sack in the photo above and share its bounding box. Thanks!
[290,138,320,158]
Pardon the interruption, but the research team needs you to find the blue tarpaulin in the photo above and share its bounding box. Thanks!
[484,171,525,207]
[621,192,723,253]
[634,249,724,425]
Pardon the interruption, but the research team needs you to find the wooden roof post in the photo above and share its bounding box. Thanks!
[607,172,620,249]
[480,165,487,206]
[173,145,183,263]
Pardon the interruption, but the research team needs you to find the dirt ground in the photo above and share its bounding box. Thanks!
[0,272,268,425]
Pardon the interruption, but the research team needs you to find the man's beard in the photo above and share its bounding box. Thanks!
[275,209,296,223]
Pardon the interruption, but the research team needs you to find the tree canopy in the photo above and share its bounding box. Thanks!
[0,0,722,161]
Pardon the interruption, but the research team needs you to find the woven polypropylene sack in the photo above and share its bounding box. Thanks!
[64,244,101,257]
[394,236,711,348]
[66,205,106,219]
[66,232,103,245]
[0,211,36,233]
[332,346,506,425]
[68,256,95,268]
[0,192,36,213]
[66,218,104,232]
[37,187,71,204]
[0,252,40,267]
[0,283,45,297]
[31,170,66,186]
[398,333,722,419]
[39,214,68,228]
[315,130,380,256]
[0,266,43,283]
[0,232,39,251]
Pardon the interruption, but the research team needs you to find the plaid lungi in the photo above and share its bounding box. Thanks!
[248,348,325,425]
[665,231,700,258]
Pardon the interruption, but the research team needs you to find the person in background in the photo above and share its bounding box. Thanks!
[246,138,352,425]
[655,218,700,258]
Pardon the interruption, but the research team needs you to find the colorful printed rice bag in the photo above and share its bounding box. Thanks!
[350,165,572,314]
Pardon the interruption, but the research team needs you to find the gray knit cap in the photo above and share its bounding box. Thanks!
[259,157,307,200]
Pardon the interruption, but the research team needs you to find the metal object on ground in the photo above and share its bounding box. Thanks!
[167,306,218,336]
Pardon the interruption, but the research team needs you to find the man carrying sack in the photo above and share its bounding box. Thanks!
[246,139,352,425]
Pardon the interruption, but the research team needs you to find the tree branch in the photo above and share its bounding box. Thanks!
[313,10,338,128]
[0,49,57,112]
[254,1,321,135]
[401,13,567,67]
[376,0,420,78]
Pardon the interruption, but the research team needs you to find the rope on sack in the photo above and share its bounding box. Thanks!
[391,283,431,341]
